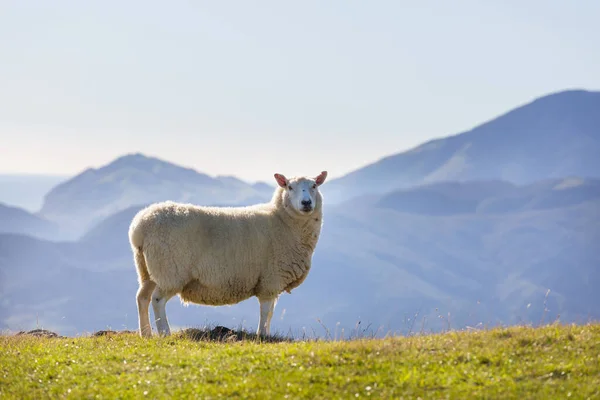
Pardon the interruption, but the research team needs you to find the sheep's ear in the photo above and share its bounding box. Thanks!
[315,171,328,186]
[274,173,289,188]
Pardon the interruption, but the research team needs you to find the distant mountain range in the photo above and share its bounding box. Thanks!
[324,90,600,203]
[0,174,67,212]
[37,153,274,239]
[0,203,59,240]
[373,177,600,216]
[1,89,599,336]
[1,178,598,336]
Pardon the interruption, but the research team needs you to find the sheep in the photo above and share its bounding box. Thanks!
[129,170,328,338]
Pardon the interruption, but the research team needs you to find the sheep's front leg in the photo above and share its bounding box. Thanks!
[257,298,276,337]
[152,287,173,336]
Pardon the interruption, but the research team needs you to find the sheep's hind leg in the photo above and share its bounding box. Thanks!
[257,298,277,337]
[136,280,156,337]
[152,286,174,336]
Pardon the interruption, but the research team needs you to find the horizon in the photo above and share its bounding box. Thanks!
[2,1,600,181]
[2,88,597,184]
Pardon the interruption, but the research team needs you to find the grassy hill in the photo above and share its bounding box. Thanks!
[1,324,598,399]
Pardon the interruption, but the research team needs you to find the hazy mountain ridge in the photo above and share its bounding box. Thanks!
[374,177,600,216]
[325,90,600,203]
[0,174,68,212]
[0,203,60,240]
[320,199,599,328]
[1,178,598,336]
[37,153,273,239]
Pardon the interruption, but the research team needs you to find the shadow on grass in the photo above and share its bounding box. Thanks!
[9,326,293,343]
[15,329,64,338]
[93,330,137,337]
[177,325,293,343]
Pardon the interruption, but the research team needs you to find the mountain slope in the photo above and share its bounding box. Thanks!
[38,153,273,238]
[2,180,598,336]
[0,174,68,212]
[325,90,600,203]
[0,203,59,240]
[373,177,600,216]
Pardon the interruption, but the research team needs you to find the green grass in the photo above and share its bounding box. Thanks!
[1,324,599,399]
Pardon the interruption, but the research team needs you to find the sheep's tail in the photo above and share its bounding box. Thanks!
[129,210,151,285]
[133,246,151,285]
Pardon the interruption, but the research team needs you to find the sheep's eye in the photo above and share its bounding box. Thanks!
[288,186,293,191]
[312,184,317,189]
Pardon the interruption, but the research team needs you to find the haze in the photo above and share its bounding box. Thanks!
[1,1,599,182]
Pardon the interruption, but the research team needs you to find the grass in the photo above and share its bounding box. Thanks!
[1,324,599,399]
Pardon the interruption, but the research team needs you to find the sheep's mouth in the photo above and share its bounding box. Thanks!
[301,206,313,213]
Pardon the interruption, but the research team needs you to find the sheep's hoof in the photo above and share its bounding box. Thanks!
[139,328,153,338]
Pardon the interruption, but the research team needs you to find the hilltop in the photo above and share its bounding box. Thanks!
[1,324,598,398]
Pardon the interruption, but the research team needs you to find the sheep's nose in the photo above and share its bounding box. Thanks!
[301,199,312,206]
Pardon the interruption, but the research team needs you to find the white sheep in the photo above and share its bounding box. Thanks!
[129,171,328,337]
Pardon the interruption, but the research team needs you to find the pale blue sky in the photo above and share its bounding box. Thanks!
[1,1,599,182]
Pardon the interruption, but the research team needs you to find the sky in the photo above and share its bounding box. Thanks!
[1,1,599,182]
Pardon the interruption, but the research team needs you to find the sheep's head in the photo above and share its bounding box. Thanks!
[274,171,327,217]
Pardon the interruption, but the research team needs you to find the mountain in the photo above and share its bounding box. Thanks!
[0,233,138,333]
[325,90,600,203]
[2,178,598,336]
[252,181,275,193]
[317,196,600,330]
[38,153,274,239]
[0,174,68,212]
[373,177,600,216]
[0,203,59,240]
